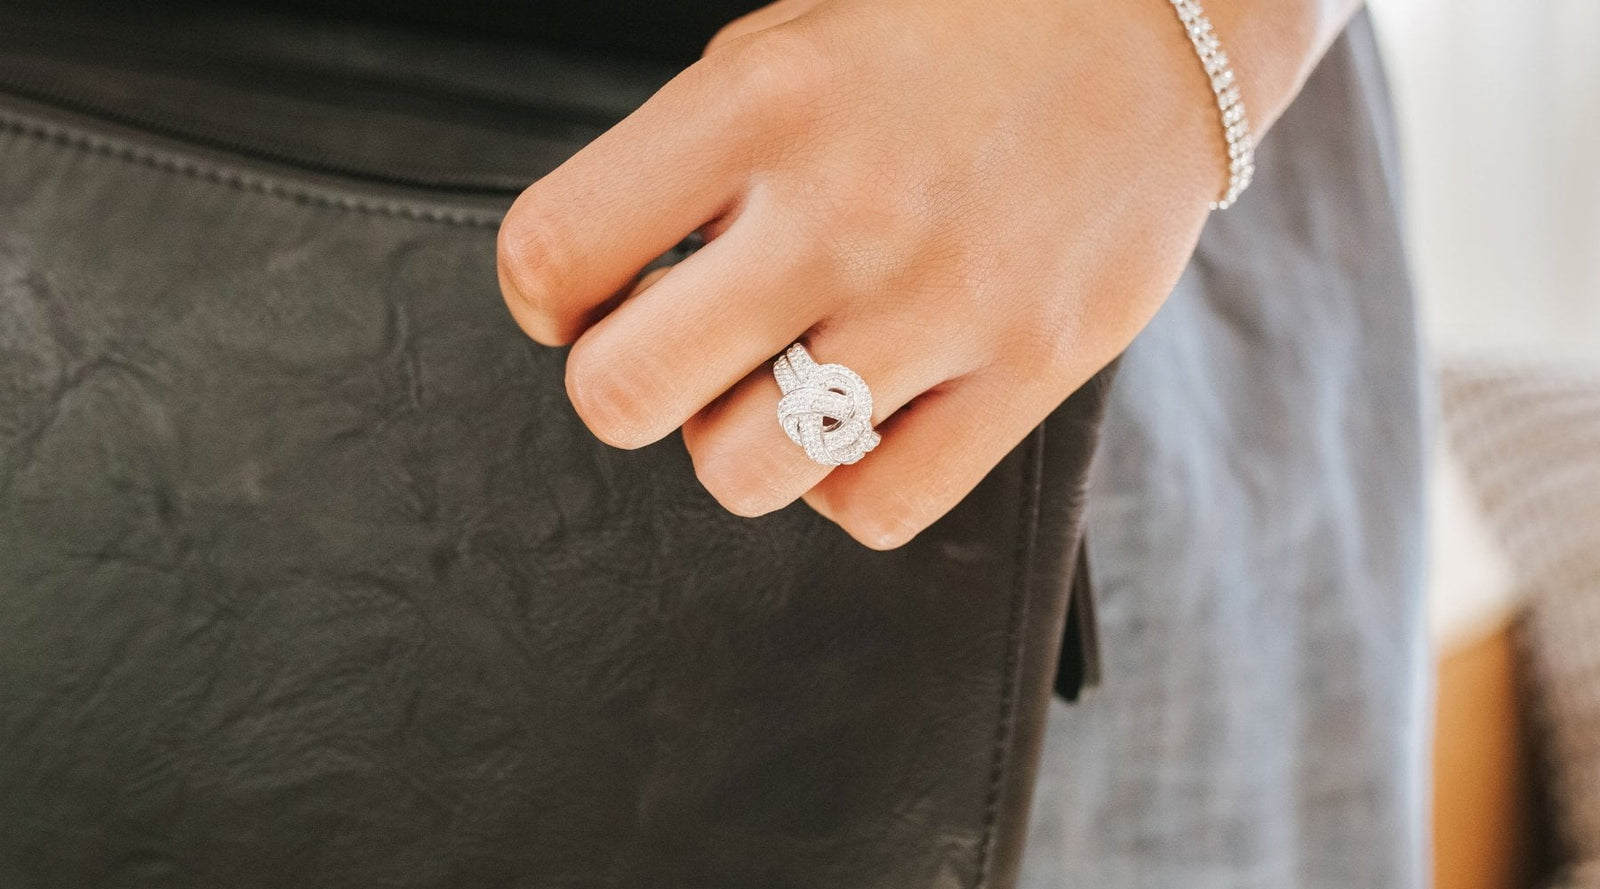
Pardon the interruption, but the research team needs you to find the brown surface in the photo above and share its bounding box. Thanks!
[1433,620,1544,889]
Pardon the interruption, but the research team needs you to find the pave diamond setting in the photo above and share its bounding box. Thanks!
[773,342,881,467]
[1168,0,1255,210]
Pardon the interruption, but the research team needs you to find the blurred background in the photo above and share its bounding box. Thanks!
[1366,1,1600,887]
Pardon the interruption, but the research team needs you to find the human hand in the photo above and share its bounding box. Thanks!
[497,0,1339,549]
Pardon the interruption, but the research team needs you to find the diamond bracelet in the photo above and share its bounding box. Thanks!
[1166,0,1255,210]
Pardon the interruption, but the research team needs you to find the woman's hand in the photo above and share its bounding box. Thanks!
[497,0,1351,549]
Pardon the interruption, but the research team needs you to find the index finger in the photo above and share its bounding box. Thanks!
[496,40,792,346]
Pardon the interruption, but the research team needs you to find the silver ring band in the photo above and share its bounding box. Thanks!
[773,342,881,466]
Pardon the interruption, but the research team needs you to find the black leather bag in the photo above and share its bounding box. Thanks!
[0,5,1110,887]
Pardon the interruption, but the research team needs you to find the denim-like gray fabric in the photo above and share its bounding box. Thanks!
[1017,12,1430,889]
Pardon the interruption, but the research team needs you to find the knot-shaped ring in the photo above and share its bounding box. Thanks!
[773,342,881,466]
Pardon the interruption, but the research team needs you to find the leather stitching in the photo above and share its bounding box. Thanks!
[0,104,505,229]
[972,422,1047,888]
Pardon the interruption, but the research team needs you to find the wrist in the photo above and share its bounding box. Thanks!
[1201,0,1362,135]
[1136,0,1360,211]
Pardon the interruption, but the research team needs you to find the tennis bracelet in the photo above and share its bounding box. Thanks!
[1166,0,1255,210]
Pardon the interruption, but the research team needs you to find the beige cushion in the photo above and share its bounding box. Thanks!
[1442,357,1600,885]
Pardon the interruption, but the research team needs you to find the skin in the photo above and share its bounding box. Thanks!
[497,0,1364,549]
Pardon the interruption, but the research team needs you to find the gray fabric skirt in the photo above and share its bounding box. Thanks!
[1019,12,1430,888]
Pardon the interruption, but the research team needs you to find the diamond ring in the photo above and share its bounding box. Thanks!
[773,342,881,466]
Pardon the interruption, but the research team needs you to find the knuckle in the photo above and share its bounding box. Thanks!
[796,184,941,301]
[496,201,584,345]
[1002,299,1080,372]
[703,20,745,56]
[563,341,667,449]
[832,494,930,551]
[716,27,837,124]
[689,433,801,518]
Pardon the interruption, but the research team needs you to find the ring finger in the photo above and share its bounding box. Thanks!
[681,312,984,519]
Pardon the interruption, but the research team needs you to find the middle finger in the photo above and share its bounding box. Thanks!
[562,202,830,450]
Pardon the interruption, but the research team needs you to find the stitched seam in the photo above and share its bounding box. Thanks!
[0,105,505,229]
[972,422,1045,888]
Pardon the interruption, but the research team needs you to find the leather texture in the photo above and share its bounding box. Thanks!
[0,7,1111,887]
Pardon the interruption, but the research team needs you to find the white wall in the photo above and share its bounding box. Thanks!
[1364,0,1600,648]
[1369,0,1600,360]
